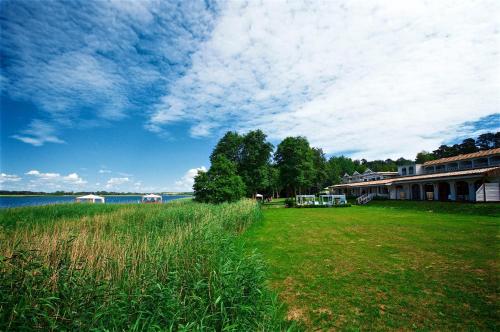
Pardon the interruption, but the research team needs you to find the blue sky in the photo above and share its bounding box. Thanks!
[1,0,499,192]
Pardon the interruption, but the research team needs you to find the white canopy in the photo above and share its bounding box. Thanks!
[76,194,105,203]
[142,194,162,198]
[255,194,264,198]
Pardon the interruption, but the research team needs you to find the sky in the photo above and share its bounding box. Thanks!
[1,0,499,192]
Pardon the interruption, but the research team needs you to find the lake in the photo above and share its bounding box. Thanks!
[0,195,190,208]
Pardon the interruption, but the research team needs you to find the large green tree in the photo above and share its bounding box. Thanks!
[210,130,273,197]
[239,130,274,196]
[274,136,315,196]
[193,155,246,204]
[311,148,328,193]
[476,132,499,150]
[210,131,243,164]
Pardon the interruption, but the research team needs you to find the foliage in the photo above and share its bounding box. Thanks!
[239,130,274,196]
[210,130,273,197]
[0,200,289,331]
[274,136,315,196]
[193,156,246,204]
[284,198,296,208]
[210,131,243,165]
[432,131,499,158]
[415,150,436,163]
[311,148,329,193]
[244,202,499,330]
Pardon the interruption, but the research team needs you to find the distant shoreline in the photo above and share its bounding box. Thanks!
[0,193,193,197]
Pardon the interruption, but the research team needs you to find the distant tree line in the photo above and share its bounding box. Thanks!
[193,131,499,203]
[415,132,500,163]
[0,191,184,196]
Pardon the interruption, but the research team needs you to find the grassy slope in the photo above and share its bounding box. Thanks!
[243,201,500,330]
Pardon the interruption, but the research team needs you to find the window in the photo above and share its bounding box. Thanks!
[401,168,407,175]
[409,166,414,175]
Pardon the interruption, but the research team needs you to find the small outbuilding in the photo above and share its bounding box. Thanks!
[76,194,105,204]
[142,194,163,204]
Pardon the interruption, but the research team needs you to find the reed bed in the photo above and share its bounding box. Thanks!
[0,200,286,331]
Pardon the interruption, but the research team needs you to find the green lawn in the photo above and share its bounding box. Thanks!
[243,201,500,330]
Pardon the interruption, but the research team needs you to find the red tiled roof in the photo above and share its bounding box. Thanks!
[423,148,500,166]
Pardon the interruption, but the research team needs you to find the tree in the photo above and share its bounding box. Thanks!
[239,130,274,196]
[476,132,499,150]
[458,138,478,154]
[433,144,458,158]
[193,156,246,204]
[311,148,328,193]
[274,137,315,196]
[267,165,281,198]
[210,131,243,164]
[415,151,436,164]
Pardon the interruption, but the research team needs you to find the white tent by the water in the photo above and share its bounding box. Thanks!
[141,194,162,203]
[75,194,105,203]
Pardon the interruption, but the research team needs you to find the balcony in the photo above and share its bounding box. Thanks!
[424,157,498,174]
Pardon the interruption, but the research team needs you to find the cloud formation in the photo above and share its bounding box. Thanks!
[0,173,21,183]
[174,166,207,191]
[11,120,65,146]
[1,0,219,142]
[2,0,498,159]
[106,177,130,189]
[24,169,87,190]
[149,0,500,159]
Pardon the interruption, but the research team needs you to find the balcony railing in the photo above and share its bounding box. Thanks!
[424,160,496,174]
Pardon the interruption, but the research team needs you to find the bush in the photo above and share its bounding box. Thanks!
[284,198,296,208]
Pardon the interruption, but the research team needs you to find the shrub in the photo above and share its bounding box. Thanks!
[284,198,296,208]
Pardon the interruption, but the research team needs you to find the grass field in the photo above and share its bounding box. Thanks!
[0,200,287,331]
[243,200,500,330]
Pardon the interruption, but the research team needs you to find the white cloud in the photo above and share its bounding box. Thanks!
[148,0,500,159]
[12,120,65,147]
[173,166,207,191]
[98,169,111,174]
[106,177,130,189]
[25,169,87,187]
[3,1,218,145]
[0,173,22,183]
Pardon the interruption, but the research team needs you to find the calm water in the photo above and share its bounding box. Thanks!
[0,195,189,208]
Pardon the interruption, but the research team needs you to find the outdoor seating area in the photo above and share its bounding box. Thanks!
[296,194,347,207]
[75,194,105,204]
[141,194,163,204]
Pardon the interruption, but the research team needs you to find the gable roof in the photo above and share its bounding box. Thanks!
[423,148,500,166]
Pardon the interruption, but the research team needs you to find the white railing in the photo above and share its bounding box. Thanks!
[476,183,500,202]
[356,193,375,205]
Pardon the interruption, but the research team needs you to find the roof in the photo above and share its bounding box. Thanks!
[330,167,499,188]
[76,194,104,199]
[330,178,394,188]
[390,167,499,183]
[142,194,162,198]
[423,148,500,166]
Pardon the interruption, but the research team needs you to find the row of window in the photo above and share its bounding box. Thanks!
[400,166,414,176]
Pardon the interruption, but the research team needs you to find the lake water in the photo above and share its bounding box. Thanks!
[0,195,189,208]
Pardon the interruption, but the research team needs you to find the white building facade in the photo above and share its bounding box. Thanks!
[329,148,500,202]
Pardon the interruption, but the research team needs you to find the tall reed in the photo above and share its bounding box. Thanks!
[0,200,287,331]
